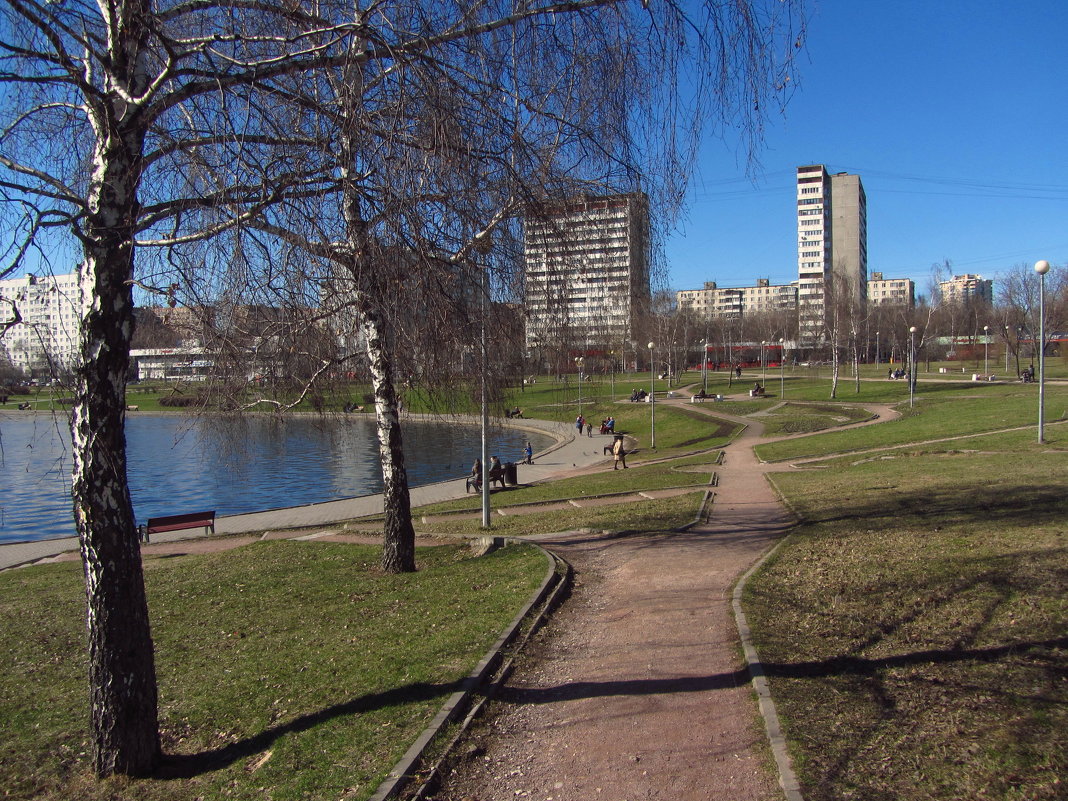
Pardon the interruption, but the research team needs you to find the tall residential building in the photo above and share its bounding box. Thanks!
[796,165,867,343]
[676,279,798,319]
[524,192,650,352]
[868,272,915,307]
[939,274,993,305]
[0,271,80,376]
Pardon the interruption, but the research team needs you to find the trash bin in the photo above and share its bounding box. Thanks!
[504,461,518,486]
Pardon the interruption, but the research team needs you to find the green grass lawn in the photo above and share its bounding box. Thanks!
[0,540,548,801]
[10,376,1065,800]
[745,408,1067,799]
[757,382,1068,462]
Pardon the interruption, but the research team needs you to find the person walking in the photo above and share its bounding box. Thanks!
[524,441,534,465]
[575,414,584,435]
[612,434,627,469]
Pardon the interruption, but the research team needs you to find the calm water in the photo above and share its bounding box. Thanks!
[0,414,548,544]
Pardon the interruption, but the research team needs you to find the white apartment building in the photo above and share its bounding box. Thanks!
[0,271,80,376]
[867,272,915,307]
[676,279,798,318]
[796,165,867,343]
[939,274,993,305]
[524,192,650,352]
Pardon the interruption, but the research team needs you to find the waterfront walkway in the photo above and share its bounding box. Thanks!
[0,415,612,571]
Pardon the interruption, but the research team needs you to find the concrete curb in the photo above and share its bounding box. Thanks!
[675,450,723,532]
[731,533,805,801]
[367,541,570,801]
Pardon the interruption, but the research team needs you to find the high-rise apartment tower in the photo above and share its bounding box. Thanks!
[796,165,867,343]
[524,192,650,355]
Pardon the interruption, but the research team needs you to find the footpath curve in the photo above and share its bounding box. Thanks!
[428,396,902,801]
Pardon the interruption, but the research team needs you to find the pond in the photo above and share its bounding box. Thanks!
[0,413,548,543]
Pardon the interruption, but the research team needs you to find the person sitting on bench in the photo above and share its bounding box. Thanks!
[466,458,483,493]
[487,455,507,488]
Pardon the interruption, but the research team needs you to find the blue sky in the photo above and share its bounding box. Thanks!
[664,0,1068,300]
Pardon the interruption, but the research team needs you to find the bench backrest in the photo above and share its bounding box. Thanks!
[146,511,216,534]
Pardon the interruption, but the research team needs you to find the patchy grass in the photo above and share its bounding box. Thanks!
[746,440,1068,799]
[754,402,873,436]
[756,385,1068,462]
[0,540,548,801]
[415,491,706,539]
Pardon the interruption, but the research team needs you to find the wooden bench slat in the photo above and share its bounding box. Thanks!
[146,511,216,534]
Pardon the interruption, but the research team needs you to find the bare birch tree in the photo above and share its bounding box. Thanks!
[234,0,804,572]
[0,0,374,776]
[0,0,803,778]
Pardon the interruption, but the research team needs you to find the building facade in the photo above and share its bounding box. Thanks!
[0,271,80,376]
[524,192,650,353]
[939,274,993,305]
[676,279,798,318]
[796,165,867,343]
[867,272,915,307]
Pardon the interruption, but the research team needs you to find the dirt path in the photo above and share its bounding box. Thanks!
[429,411,802,801]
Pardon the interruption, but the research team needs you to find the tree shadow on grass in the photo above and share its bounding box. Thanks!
[155,679,457,779]
[495,637,1067,707]
[805,482,1067,531]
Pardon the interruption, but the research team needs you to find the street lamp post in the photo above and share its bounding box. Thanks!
[1036,260,1051,442]
[575,356,583,417]
[648,341,656,449]
[875,331,880,367]
[983,325,989,375]
[1004,325,1010,373]
[701,342,710,394]
[761,340,767,385]
[779,337,785,397]
[909,326,917,408]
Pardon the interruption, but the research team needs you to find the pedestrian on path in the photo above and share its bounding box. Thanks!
[576,414,584,435]
[586,422,593,437]
[612,435,627,469]
[524,441,533,465]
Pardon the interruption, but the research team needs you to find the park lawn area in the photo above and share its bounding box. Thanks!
[752,401,873,436]
[756,383,1068,462]
[0,539,549,801]
[414,490,707,539]
[418,457,717,515]
[746,439,1067,799]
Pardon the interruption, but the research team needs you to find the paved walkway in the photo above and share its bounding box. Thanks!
[2,392,908,800]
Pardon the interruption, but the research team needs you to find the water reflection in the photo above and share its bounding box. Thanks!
[0,414,548,543]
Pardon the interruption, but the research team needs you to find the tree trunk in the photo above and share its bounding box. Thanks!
[361,304,417,573]
[74,136,160,775]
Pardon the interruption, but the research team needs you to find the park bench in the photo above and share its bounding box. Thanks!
[143,510,216,542]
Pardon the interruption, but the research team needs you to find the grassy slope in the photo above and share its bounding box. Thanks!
[0,541,547,801]
[745,384,1067,800]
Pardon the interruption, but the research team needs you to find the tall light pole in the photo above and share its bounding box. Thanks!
[909,326,917,408]
[761,340,767,385]
[701,341,709,394]
[983,325,989,375]
[875,330,880,368]
[648,341,656,449]
[575,356,583,417]
[609,351,616,400]
[779,337,785,397]
[1004,325,1010,373]
[1036,260,1051,443]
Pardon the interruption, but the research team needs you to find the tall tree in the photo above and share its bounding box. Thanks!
[238,0,805,572]
[0,0,803,777]
[0,0,365,775]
